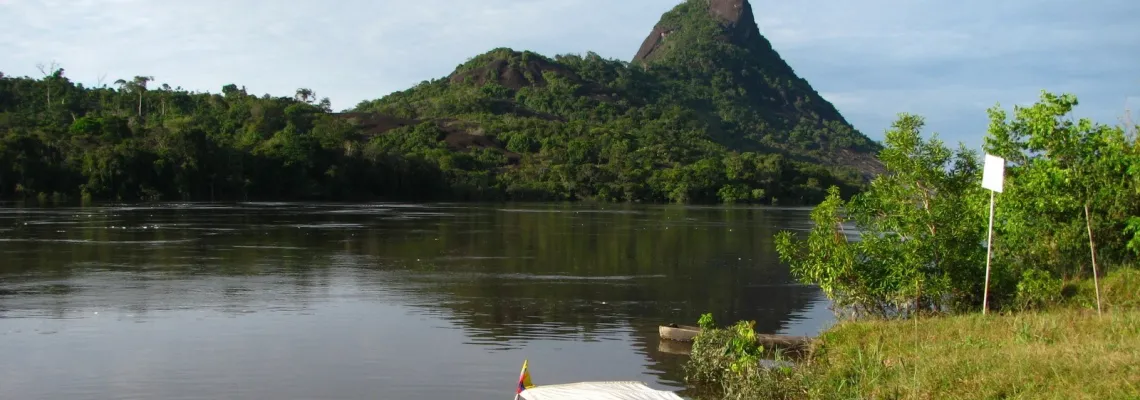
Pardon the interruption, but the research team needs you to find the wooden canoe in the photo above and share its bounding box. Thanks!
[659,324,812,352]
[659,324,702,342]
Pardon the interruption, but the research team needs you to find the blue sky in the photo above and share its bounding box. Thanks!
[2,0,1136,151]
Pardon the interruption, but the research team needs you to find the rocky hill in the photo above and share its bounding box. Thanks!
[349,0,882,203]
[633,0,881,172]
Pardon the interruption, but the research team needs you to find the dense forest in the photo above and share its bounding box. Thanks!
[0,0,880,204]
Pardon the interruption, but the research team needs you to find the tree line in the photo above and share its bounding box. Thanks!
[0,50,872,204]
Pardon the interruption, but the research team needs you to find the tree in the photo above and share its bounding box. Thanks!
[984,91,1137,314]
[294,88,316,104]
[158,83,172,117]
[36,61,64,109]
[775,114,986,318]
[114,75,154,116]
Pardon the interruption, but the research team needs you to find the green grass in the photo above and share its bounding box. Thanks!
[809,307,1140,399]
[687,268,1140,399]
[1063,267,1140,311]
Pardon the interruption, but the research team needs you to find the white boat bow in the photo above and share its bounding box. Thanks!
[518,381,684,400]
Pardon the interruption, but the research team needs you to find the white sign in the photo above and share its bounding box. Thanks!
[982,154,1005,193]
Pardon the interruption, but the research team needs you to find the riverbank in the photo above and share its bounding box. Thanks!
[687,268,1140,399]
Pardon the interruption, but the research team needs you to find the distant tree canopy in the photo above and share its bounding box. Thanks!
[0,1,883,204]
[0,51,875,204]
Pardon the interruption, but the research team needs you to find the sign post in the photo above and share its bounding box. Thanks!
[981,154,1005,315]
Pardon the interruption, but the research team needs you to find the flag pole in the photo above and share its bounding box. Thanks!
[980,153,1005,315]
[983,190,995,315]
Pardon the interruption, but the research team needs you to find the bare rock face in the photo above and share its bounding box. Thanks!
[707,0,760,42]
[707,0,751,27]
[633,0,762,63]
[632,26,671,63]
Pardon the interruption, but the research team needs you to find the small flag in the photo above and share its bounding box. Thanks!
[516,359,534,396]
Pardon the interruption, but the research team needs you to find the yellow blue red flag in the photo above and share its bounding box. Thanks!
[516,359,534,395]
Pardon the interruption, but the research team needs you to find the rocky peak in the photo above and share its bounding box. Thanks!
[706,0,751,27]
[633,0,763,63]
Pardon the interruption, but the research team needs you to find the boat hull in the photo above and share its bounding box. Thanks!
[658,324,812,354]
[658,324,701,342]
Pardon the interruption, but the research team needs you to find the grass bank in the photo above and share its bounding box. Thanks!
[687,269,1140,399]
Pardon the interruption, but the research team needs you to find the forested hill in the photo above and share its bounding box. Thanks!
[0,0,881,204]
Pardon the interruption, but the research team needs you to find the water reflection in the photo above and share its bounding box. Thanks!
[0,202,831,400]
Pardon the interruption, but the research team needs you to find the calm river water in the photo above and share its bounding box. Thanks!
[0,202,833,400]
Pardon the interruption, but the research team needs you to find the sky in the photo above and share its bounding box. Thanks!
[2,0,1137,151]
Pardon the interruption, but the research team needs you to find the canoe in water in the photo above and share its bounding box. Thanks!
[658,324,812,352]
[658,324,701,342]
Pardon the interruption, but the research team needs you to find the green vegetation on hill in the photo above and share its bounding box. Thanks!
[634,0,871,155]
[0,0,880,204]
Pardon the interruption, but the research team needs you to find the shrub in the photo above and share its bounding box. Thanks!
[685,317,806,400]
[697,312,716,330]
[774,114,986,318]
[1015,269,1063,310]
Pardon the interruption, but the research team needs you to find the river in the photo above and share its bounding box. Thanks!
[0,202,833,400]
